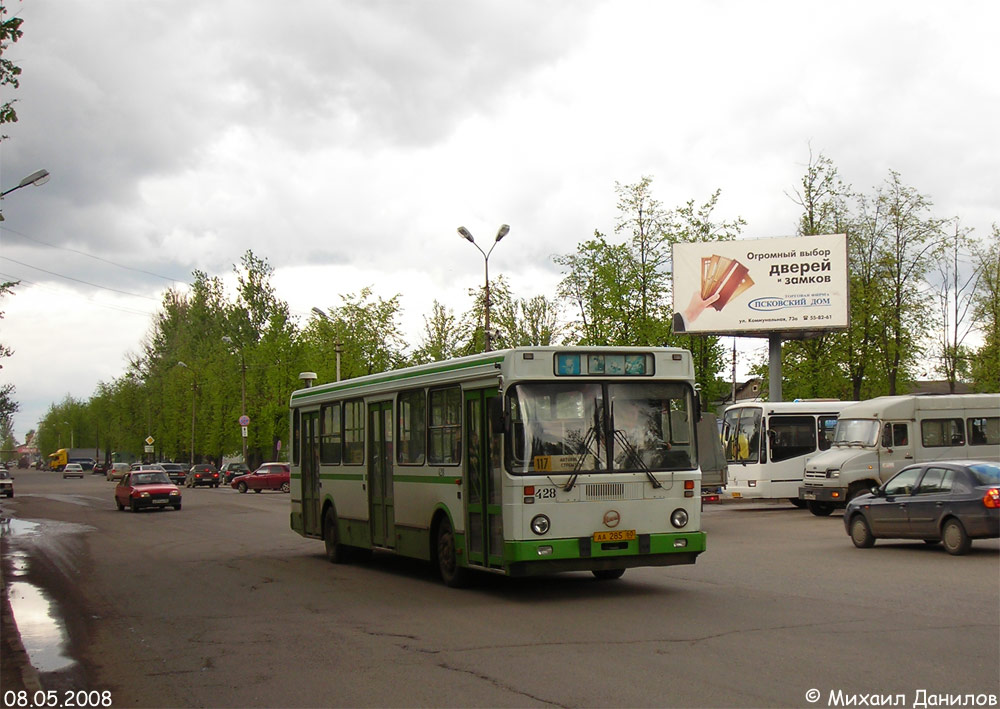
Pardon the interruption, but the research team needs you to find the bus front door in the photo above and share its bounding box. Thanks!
[465,389,503,569]
[301,411,322,538]
[368,400,395,549]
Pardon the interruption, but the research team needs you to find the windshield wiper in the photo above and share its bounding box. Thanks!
[612,429,662,489]
[564,401,603,492]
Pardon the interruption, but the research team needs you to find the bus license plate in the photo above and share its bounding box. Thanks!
[593,530,636,543]
[731,492,742,498]
[802,491,816,500]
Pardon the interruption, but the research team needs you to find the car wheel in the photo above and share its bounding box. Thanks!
[173,503,181,511]
[436,516,469,588]
[941,518,972,555]
[115,498,124,511]
[592,568,626,580]
[849,515,875,548]
[807,500,835,517]
[130,499,138,513]
[280,482,290,493]
[323,507,348,564]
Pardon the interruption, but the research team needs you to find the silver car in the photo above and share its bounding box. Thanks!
[63,463,85,479]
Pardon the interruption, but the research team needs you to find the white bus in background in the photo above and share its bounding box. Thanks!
[722,400,854,504]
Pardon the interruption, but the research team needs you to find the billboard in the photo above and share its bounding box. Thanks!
[671,234,849,335]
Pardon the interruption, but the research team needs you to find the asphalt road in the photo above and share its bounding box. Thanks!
[2,467,998,708]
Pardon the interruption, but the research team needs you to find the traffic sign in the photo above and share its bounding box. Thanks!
[238,415,250,426]
[145,436,155,445]
[241,426,248,438]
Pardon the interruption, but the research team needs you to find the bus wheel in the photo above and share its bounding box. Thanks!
[324,507,348,564]
[807,501,834,517]
[592,568,626,580]
[436,517,469,588]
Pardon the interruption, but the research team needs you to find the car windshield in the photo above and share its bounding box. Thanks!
[133,472,170,485]
[968,463,1000,485]
[507,380,696,474]
[0,471,10,479]
[832,419,880,447]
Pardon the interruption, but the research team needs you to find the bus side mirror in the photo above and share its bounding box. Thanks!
[694,391,703,422]
[488,397,506,434]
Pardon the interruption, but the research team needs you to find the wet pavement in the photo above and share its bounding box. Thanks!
[1,504,91,692]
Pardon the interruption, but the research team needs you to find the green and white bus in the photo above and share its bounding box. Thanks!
[289,346,707,585]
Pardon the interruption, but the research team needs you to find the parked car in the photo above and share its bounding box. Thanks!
[114,470,182,512]
[186,463,221,488]
[231,462,291,494]
[160,462,189,485]
[106,463,130,482]
[0,469,13,498]
[845,460,1000,555]
[93,461,108,476]
[219,462,250,484]
[62,463,85,479]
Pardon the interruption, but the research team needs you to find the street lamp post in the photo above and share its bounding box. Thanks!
[458,224,509,352]
[311,307,342,381]
[1,169,50,221]
[222,336,248,465]
[62,420,74,448]
[176,362,197,466]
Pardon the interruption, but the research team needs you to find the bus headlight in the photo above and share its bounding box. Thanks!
[530,514,550,535]
[670,509,689,528]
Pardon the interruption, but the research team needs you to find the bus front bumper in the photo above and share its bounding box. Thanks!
[504,531,706,577]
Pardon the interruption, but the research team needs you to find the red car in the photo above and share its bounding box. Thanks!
[231,462,290,493]
[115,469,182,512]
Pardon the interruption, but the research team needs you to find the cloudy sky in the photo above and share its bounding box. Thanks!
[2,0,998,442]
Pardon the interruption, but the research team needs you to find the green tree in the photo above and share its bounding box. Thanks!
[969,225,1000,392]
[933,220,978,392]
[310,287,407,380]
[0,1,23,138]
[864,171,944,394]
[412,300,462,364]
[779,151,854,399]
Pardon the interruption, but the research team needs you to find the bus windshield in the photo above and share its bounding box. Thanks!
[507,381,695,474]
[832,419,880,447]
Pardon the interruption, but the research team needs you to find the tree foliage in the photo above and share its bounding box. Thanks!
[0,1,23,138]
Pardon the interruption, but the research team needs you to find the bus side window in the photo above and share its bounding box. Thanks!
[968,416,999,446]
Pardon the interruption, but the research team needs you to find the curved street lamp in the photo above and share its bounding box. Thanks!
[1,169,50,221]
[311,307,342,381]
[458,224,509,352]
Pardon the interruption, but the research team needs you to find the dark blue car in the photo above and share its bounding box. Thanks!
[845,460,1000,555]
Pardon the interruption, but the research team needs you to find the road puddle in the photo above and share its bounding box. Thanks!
[2,516,77,674]
[7,581,74,672]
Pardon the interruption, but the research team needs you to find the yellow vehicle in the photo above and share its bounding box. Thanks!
[48,448,69,471]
